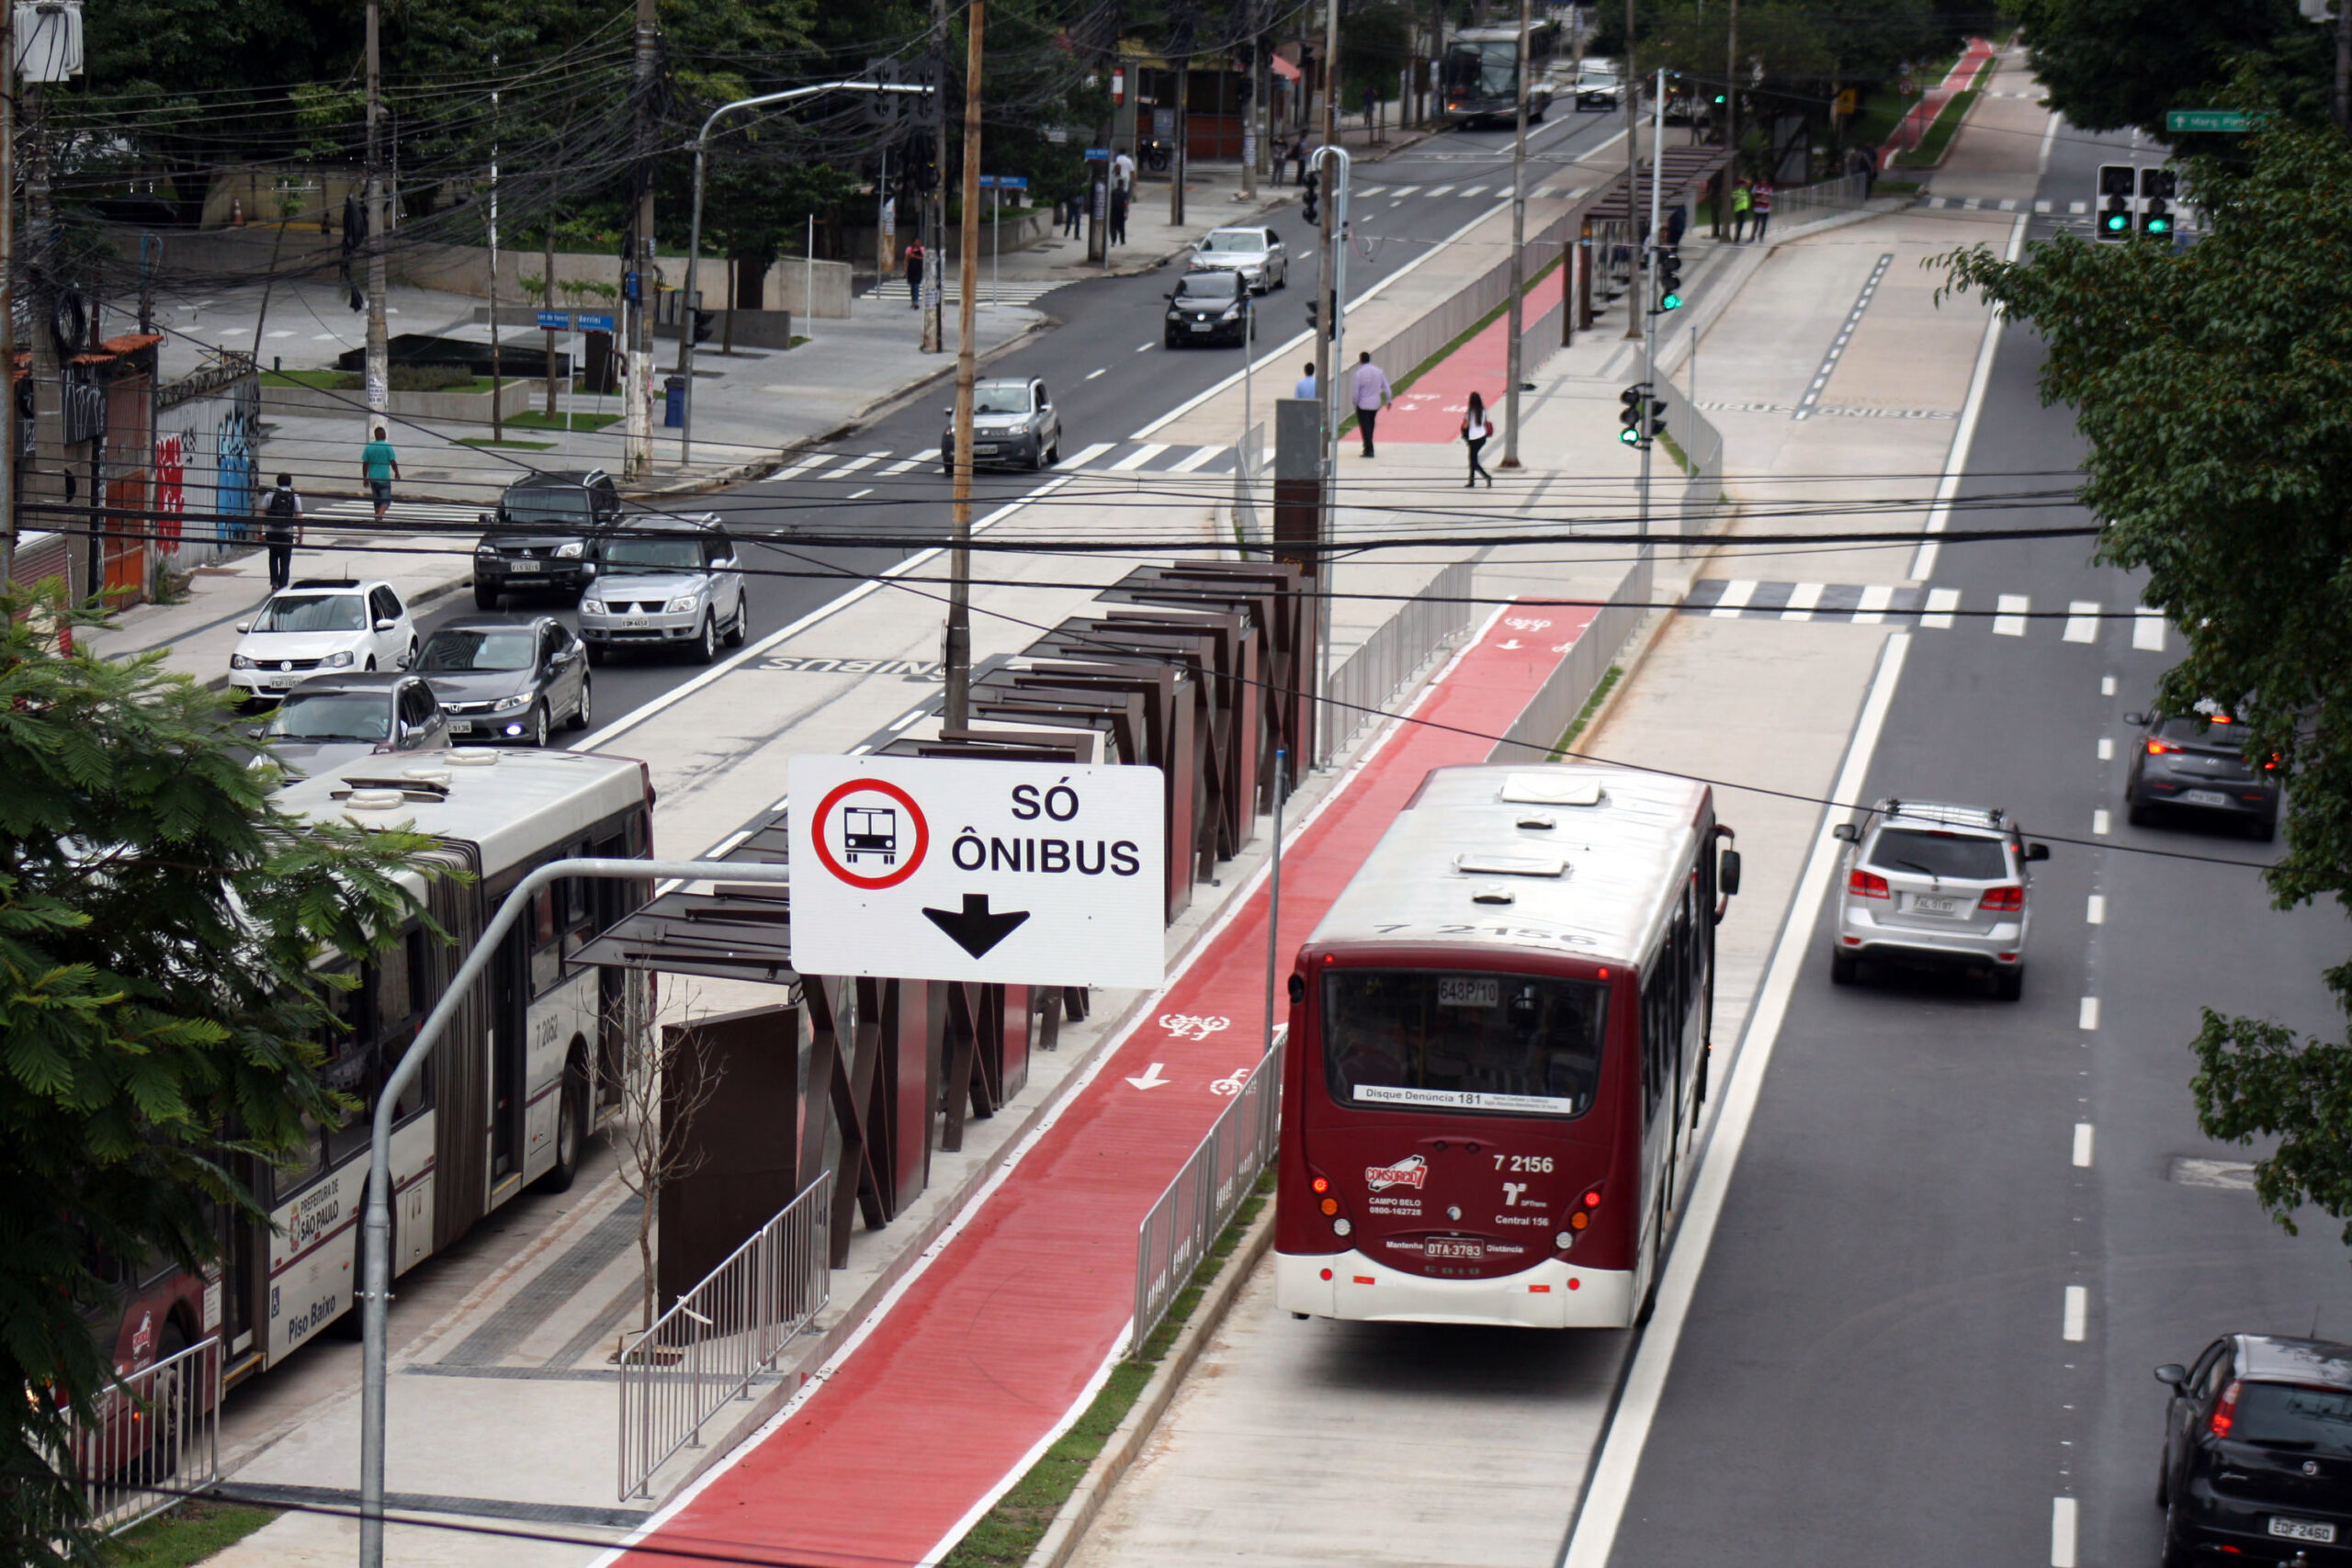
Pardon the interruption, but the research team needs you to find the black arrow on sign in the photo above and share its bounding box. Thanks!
[922,893,1032,960]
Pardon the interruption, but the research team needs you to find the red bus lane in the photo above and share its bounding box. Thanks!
[1375,264,1568,445]
[621,604,1597,1568]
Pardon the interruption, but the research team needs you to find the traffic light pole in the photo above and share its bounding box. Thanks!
[1500,0,1532,468]
[1313,144,1350,769]
[1638,67,1666,540]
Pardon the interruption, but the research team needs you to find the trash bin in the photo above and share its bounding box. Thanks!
[663,375,686,428]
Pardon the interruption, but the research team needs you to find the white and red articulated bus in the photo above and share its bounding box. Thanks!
[1276,762,1739,1328]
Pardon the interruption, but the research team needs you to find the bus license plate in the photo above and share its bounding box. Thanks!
[1912,896,1960,915]
[2270,1518,2336,1544]
[1425,1238,1485,1260]
[2182,788,2230,807]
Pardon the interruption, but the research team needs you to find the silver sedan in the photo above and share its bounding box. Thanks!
[1189,226,1289,294]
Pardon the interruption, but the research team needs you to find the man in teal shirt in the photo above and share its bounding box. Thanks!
[362,426,401,521]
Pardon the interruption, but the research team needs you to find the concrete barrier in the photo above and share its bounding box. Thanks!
[260,378,548,424]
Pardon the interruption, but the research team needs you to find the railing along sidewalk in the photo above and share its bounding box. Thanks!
[1132,1032,1284,1356]
[618,1170,833,1499]
[65,1333,223,1536]
[1317,558,1476,765]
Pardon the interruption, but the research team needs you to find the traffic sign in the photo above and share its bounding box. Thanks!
[978,175,1030,190]
[2166,109,2259,132]
[786,755,1167,988]
[536,310,571,331]
[576,312,615,333]
[1084,147,1112,161]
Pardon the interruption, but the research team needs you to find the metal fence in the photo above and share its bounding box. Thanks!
[617,1170,833,1499]
[66,1334,222,1537]
[1318,558,1476,764]
[1486,550,1653,764]
[1647,370,1726,538]
[1231,419,1265,553]
[1770,172,1874,230]
[1131,1032,1284,1356]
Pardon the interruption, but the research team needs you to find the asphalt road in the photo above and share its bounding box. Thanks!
[403,106,1635,739]
[1600,124,2352,1568]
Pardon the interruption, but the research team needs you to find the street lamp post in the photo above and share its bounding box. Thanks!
[677,81,931,464]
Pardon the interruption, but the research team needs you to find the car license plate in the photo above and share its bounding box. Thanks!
[1911,895,1960,915]
[973,445,998,455]
[2270,1517,2337,1544]
[510,559,542,572]
[1425,1238,1485,1260]
[261,679,291,691]
[1190,321,1214,332]
[624,616,650,628]
[447,720,473,735]
[2182,788,2230,807]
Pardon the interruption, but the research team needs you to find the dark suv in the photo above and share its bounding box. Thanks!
[2157,1335,2352,1564]
[2124,706,2280,840]
[472,470,623,608]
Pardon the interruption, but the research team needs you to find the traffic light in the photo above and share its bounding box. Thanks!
[2141,167,2176,237]
[1654,249,1683,312]
[2097,164,2135,241]
[1618,383,1665,446]
[1306,290,1337,338]
[1302,170,1320,225]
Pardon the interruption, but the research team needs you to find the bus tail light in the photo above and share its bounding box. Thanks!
[1565,1181,1604,1235]
[1979,886,2023,912]
[1848,869,1889,899]
[2211,1379,2241,1438]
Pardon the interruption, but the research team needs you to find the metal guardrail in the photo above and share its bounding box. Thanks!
[1131,1032,1284,1357]
[1318,559,1476,764]
[1770,172,1874,230]
[1231,419,1265,552]
[1647,372,1725,539]
[69,1333,222,1537]
[617,1170,833,1499]
[1487,549,1654,765]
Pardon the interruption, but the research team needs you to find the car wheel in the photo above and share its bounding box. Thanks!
[1994,966,2024,1002]
[2254,815,2278,842]
[690,614,718,665]
[723,594,749,648]
[1829,951,1858,987]
[568,676,592,730]
[2160,1499,2194,1568]
[585,642,606,668]
[1027,443,1044,471]
[1046,439,1060,466]
[402,637,418,670]
[527,700,549,749]
[2127,796,2155,827]
[473,583,498,611]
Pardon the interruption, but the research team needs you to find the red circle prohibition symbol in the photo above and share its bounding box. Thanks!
[811,779,930,890]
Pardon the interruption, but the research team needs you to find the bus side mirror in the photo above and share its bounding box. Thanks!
[1718,849,1742,896]
[1832,822,1859,843]
[1287,973,1306,1005]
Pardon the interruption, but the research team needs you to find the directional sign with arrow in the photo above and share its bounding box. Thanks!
[788,754,1167,988]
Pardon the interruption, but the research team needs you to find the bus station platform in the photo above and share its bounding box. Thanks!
[611,602,1600,1568]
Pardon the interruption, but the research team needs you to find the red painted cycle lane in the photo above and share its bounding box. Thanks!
[1379,265,1568,444]
[624,602,1600,1568]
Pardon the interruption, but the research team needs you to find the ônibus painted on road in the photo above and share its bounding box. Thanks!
[93,750,655,1393]
[1276,762,1739,1328]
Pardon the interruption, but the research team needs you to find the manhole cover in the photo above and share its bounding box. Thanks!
[2170,1157,2257,1190]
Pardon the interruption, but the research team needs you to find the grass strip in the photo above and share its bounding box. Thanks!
[1551,663,1623,757]
[457,437,557,450]
[104,1500,277,1568]
[1339,251,1565,438]
[503,410,622,434]
[938,1171,1276,1568]
[1899,88,1981,168]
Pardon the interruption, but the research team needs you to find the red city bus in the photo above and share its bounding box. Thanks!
[1276,763,1739,1328]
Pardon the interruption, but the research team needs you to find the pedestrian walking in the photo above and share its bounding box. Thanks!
[1665,200,1689,251]
[1294,362,1317,400]
[1062,193,1081,238]
[1460,393,1494,488]
[1291,135,1308,187]
[1348,350,1392,457]
[905,241,925,308]
[259,471,303,589]
[1729,178,1752,243]
[1750,178,1775,243]
[1109,185,1130,246]
[1113,148,1136,194]
[361,426,400,523]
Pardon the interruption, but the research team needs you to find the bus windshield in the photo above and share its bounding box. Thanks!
[1322,969,1607,1118]
[1443,41,1519,100]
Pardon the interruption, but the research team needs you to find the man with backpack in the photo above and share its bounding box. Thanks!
[259,472,303,590]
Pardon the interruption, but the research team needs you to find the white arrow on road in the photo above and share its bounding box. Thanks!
[1495,638,1523,649]
[1125,1063,1170,1090]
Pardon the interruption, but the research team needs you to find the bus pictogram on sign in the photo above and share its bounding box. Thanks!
[810,779,930,890]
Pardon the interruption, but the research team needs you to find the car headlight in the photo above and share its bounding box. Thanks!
[230,653,252,670]
[665,594,700,614]
[476,542,498,556]
[555,541,584,559]
[1222,305,1240,319]
[582,599,605,615]
[322,650,355,669]
[491,693,533,714]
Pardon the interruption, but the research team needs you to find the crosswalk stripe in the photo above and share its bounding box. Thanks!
[1997,198,2018,211]
[1781,581,1824,623]
[1109,443,1167,471]
[1063,441,1114,468]
[1922,588,1961,630]
[2063,601,2099,643]
[2132,605,2166,652]
[2033,199,2052,213]
[1994,593,2030,636]
[773,456,827,481]
[1853,583,1894,626]
[2069,200,2087,215]
[1533,186,1561,198]
[882,458,922,476]
[1457,186,1487,198]
[1710,580,1758,619]
[1427,185,1454,197]
[1168,446,1222,473]
[1390,185,1420,196]
[831,455,879,477]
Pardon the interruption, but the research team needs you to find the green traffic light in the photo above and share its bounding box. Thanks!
[1660,291,1682,310]
[1713,93,1725,104]
[2104,214,2128,232]
[2147,217,2170,233]
[1619,427,1640,446]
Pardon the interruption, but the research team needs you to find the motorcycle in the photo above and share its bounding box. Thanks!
[1138,138,1173,172]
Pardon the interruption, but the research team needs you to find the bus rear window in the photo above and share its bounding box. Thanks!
[1322,969,1607,1118]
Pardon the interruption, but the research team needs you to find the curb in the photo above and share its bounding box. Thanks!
[1024,1201,1276,1568]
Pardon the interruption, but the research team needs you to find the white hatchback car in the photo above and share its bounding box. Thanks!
[1829,799,2050,998]
[229,578,419,704]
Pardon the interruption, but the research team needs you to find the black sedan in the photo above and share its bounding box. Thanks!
[251,671,448,783]
[2157,1335,2352,1564]
[1164,270,1252,348]
[2123,707,2279,840]
[413,615,593,747]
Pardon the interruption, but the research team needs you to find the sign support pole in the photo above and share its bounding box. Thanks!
[1261,749,1287,1052]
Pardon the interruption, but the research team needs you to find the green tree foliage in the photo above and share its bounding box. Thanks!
[0,592,441,1564]
[1938,110,2352,1246]
[2010,0,2329,141]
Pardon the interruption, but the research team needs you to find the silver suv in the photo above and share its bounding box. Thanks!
[577,515,748,666]
[1829,800,2050,999]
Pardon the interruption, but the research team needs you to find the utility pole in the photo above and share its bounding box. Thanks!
[488,59,503,445]
[924,0,948,354]
[542,220,559,420]
[943,0,986,729]
[0,0,17,585]
[1241,13,1260,200]
[1500,0,1531,468]
[1314,0,1338,409]
[2336,0,2350,133]
[625,0,658,479]
[1621,0,1642,339]
[1721,0,1738,237]
[364,0,390,438]
[1637,66,1665,547]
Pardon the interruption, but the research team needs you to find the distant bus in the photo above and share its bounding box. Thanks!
[1275,762,1738,1328]
[1440,24,1559,128]
[92,749,655,1393]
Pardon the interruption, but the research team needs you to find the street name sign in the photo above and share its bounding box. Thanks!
[2166,109,2259,132]
[576,313,616,333]
[536,310,571,331]
[787,755,1167,988]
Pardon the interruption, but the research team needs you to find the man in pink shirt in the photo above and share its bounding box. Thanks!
[1349,351,1393,457]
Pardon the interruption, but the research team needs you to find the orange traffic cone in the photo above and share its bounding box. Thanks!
[231,197,244,226]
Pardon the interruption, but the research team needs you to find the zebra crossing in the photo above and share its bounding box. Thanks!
[923,279,1071,308]
[770,439,1244,484]
[1685,580,2171,649]
[1356,182,1589,202]
[310,498,485,526]
[1916,192,2199,231]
